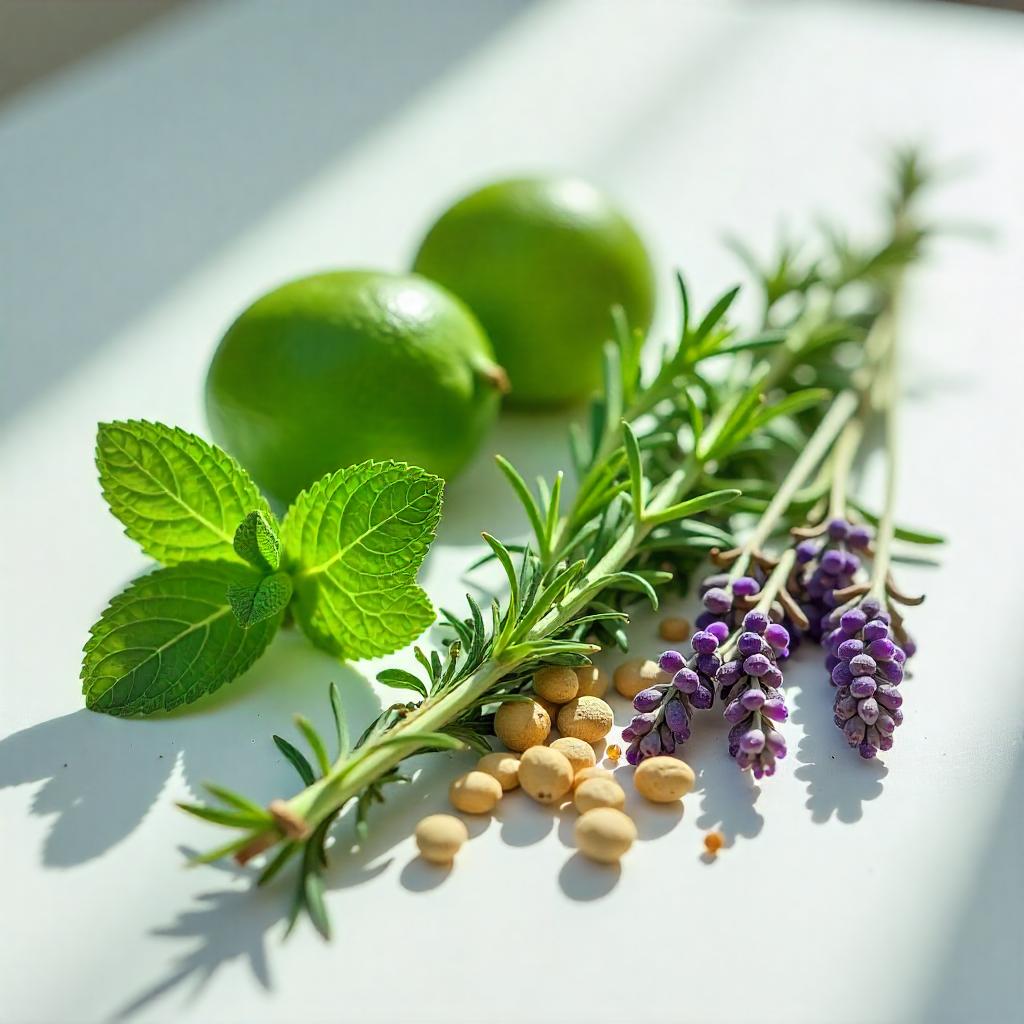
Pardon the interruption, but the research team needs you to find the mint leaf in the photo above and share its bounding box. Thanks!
[96,420,270,565]
[82,561,282,716]
[233,510,281,571]
[281,461,442,659]
[227,571,292,628]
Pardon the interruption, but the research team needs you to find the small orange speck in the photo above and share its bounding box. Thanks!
[606,744,622,762]
[704,831,725,855]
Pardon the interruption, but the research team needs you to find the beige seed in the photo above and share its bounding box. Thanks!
[659,616,691,642]
[518,745,574,805]
[557,696,614,743]
[572,765,614,790]
[550,736,597,775]
[574,776,626,814]
[575,807,637,864]
[634,756,696,803]
[574,665,610,699]
[613,658,669,699]
[415,814,469,865]
[533,665,579,704]
[476,751,520,791]
[494,699,551,752]
[534,695,561,723]
[449,771,503,814]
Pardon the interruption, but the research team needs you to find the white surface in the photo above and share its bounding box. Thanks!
[2,1,1023,1022]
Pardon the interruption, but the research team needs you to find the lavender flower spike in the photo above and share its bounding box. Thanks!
[717,609,791,779]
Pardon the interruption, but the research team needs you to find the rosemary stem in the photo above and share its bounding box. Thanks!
[869,309,901,601]
[828,416,865,520]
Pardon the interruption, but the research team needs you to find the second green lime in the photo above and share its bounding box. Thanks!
[205,271,504,505]
[412,177,656,406]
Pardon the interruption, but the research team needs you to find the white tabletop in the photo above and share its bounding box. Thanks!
[2,2,1023,1021]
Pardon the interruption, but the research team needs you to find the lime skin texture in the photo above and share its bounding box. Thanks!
[412,177,656,407]
[205,270,504,506]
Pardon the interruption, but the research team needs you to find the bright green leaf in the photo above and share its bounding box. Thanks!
[81,562,282,716]
[233,510,281,571]
[282,461,443,660]
[227,571,293,628]
[96,420,269,565]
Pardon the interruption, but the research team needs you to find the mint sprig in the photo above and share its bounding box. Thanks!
[84,421,442,716]
[282,462,442,659]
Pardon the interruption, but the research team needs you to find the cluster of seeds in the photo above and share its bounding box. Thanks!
[415,659,701,867]
[824,596,906,758]
[716,610,791,778]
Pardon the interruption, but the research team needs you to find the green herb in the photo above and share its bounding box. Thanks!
[84,422,443,715]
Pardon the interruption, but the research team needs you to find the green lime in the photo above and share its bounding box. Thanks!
[205,270,505,505]
[412,177,656,406]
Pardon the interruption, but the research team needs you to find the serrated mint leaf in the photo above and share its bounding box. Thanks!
[233,510,281,571]
[96,420,270,565]
[281,461,442,659]
[227,571,292,628]
[81,561,282,716]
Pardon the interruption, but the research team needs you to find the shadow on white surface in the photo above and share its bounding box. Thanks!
[790,663,889,823]
[0,0,533,426]
[0,629,380,867]
[558,854,620,901]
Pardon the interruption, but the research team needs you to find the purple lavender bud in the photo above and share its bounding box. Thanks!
[639,730,663,758]
[866,725,881,747]
[674,724,691,743]
[806,576,826,599]
[659,724,676,755]
[849,676,877,699]
[838,638,864,661]
[738,631,763,657]
[835,694,858,720]
[822,590,839,609]
[691,630,719,655]
[876,713,896,736]
[658,649,686,674]
[664,699,689,733]
[697,653,722,676]
[893,647,907,665]
[739,728,766,754]
[848,524,872,549]
[763,665,784,688]
[866,637,897,661]
[742,610,769,634]
[743,654,772,677]
[717,660,742,687]
[703,587,732,614]
[860,597,882,620]
[879,734,894,751]
[765,729,787,758]
[764,623,790,650]
[827,517,850,540]
[879,660,904,684]
[849,654,877,677]
[695,611,717,630]
[858,741,878,759]
[825,654,839,672]
[820,549,845,575]
[735,750,753,769]
[700,572,730,593]
[673,667,699,694]
[863,619,889,642]
[844,716,866,745]
[625,741,642,766]
[740,688,765,711]
[762,697,788,722]
[707,620,729,643]
[876,685,903,711]
[692,684,714,710]
[630,712,657,736]
[857,696,880,725]
[633,687,665,712]
[621,727,637,743]
[892,708,904,726]
[724,698,746,724]
[733,576,761,597]
[795,539,820,564]
[903,635,918,658]
[840,608,867,634]
[832,663,854,687]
